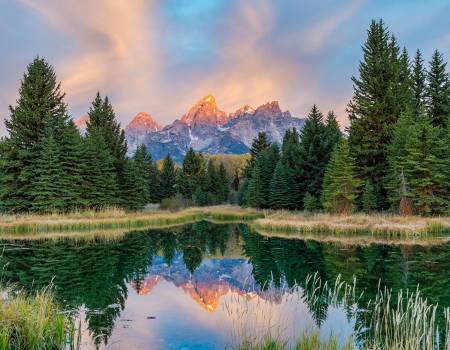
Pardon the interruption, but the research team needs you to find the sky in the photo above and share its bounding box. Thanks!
[0,0,450,133]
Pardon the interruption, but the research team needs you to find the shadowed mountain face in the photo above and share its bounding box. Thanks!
[74,95,305,162]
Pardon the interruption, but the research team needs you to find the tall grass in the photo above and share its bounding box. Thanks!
[0,205,263,235]
[253,212,450,237]
[0,285,79,350]
[228,273,450,350]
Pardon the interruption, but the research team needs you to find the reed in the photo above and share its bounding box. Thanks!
[0,285,79,350]
[253,212,450,237]
[0,205,262,235]
[228,273,450,350]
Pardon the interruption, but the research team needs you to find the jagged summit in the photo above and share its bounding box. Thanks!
[74,115,89,135]
[180,94,228,127]
[125,112,162,133]
[254,101,291,118]
[229,105,255,120]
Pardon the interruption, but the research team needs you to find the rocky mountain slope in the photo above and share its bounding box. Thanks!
[74,95,305,162]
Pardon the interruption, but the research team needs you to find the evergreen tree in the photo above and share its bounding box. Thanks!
[412,49,427,116]
[232,169,240,191]
[58,120,84,210]
[347,20,408,208]
[176,148,205,199]
[120,158,142,211]
[403,117,448,215]
[217,163,230,202]
[426,50,450,128]
[159,154,177,199]
[80,130,119,209]
[245,132,270,178]
[303,192,320,213]
[386,112,416,212]
[297,105,329,204]
[0,57,69,212]
[321,139,362,214]
[30,132,66,213]
[269,160,298,209]
[361,180,377,213]
[246,163,266,208]
[86,92,127,172]
[246,144,279,208]
[133,145,153,204]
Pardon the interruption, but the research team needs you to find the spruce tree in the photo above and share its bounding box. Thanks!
[177,148,206,199]
[347,20,407,208]
[403,117,448,215]
[269,160,297,209]
[120,158,142,211]
[232,169,240,191]
[246,144,279,208]
[80,130,119,209]
[361,180,377,213]
[245,132,270,178]
[217,162,230,202]
[297,105,328,204]
[0,57,69,212]
[86,92,127,172]
[159,154,177,199]
[133,145,153,205]
[426,50,450,128]
[412,49,427,116]
[321,139,362,214]
[386,112,416,212]
[303,192,319,213]
[30,132,66,213]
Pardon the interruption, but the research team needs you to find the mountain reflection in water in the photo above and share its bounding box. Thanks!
[1,221,450,349]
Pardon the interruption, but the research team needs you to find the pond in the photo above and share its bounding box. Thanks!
[1,221,450,349]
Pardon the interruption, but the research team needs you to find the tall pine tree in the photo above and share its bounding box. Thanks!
[426,50,450,128]
[159,154,177,199]
[321,139,362,214]
[347,20,409,208]
[412,49,427,116]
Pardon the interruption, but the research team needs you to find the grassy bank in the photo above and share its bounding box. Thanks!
[0,285,78,349]
[0,206,262,235]
[253,212,450,237]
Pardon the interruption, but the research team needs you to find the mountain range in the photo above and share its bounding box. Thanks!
[74,95,305,162]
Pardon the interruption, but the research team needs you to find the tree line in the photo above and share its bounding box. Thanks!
[0,57,231,213]
[0,20,448,215]
[239,20,449,215]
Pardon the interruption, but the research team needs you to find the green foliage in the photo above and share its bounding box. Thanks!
[269,160,299,210]
[321,139,362,214]
[426,50,450,128]
[159,154,177,200]
[246,144,280,208]
[303,192,320,213]
[403,118,449,215]
[120,145,154,210]
[362,180,377,213]
[412,49,427,116]
[86,92,127,172]
[79,130,118,209]
[297,105,330,204]
[30,132,66,213]
[245,132,270,178]
[348,20,411,209]
[176,148,206,199]
[217,162,230,202]
[0,57,69,213]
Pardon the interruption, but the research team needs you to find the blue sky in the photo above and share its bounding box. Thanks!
[0,0,449,132]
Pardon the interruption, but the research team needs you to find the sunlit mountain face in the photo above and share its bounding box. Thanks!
[74,94,305,161]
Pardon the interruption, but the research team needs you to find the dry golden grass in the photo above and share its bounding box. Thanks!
[253,211,450,237]
[0,205,262,236]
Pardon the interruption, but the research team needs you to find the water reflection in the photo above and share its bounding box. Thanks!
[1,221,450,348]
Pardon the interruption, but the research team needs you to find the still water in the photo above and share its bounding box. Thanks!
[1,221,450,349]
